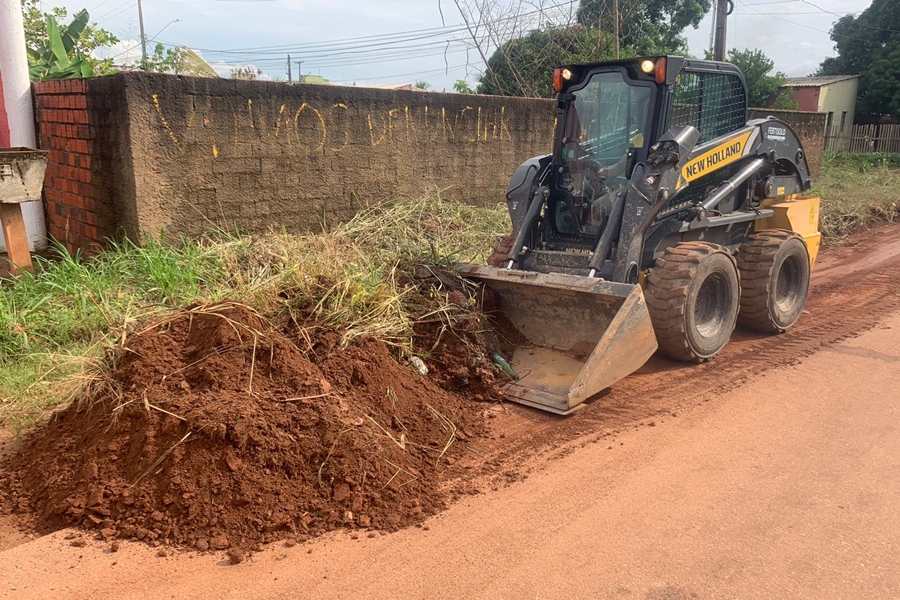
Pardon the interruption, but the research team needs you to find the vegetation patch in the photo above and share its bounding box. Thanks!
[0,196,507,432]
[814,153,900,240]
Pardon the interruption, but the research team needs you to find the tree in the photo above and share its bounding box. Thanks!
[27,10,96,80]
[22,0,118,76]
[716,48,788,108]
[577,0,711,56]
[453,79,475,94]
[458,0,712,98]
[414,80,430,90]
[477,25,618,97]
[140,43,185,74]
[772,89,801,111]
[816,0,900,118]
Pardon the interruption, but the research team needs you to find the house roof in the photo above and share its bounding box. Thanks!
[782,75,858,87]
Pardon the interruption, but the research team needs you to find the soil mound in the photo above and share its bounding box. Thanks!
[1,302,499,551]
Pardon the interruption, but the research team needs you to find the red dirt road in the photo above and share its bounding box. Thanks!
[3,224,900,599]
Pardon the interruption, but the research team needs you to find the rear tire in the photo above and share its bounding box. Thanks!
[737,229,810,333]
[645,242,740,362]
[487,234,514,267]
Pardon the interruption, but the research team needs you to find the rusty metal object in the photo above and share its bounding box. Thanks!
[459,264,657,414]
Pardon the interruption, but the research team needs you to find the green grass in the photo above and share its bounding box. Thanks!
[0,195,507,432]
[813,153,900,240]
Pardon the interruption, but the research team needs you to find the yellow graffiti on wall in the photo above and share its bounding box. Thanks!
[149,93,536,160]
[152,94,183,153]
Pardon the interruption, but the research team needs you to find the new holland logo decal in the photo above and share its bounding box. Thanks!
[681,130,754,183]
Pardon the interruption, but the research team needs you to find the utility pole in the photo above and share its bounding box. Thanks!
[137,0,148,62]
[295,60,303,82]
[713,0,732,61]
[287,54,292,82]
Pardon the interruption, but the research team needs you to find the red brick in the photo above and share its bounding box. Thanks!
[78,155,91,169]
[83,210,98,225]
[73,110,88,124]
[73,95,87,109]
[48,211,66,228]
[75,140,89,154]
[83,224,98,240]
[71,80,84,93]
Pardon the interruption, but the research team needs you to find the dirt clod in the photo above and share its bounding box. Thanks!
[226,547,245,565]
[208,535,230,551]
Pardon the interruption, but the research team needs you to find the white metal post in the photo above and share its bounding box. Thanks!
[0,0,48,251]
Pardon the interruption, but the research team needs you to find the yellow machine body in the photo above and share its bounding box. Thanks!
[756,196,822,266]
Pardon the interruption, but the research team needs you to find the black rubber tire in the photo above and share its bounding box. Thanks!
[487,234,514,267]
[737,229,810,333]
[645,241,740,363]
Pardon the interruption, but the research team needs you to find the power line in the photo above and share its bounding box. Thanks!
[732,11,848,15]
[88,0,117,13]
[796,0,900,34]
[736,0,893,41]
[94,0,135,23]
[160,0,578,56]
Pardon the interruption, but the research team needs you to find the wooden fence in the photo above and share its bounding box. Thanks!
[826,123,900,153]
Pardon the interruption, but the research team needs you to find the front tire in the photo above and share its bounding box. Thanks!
[737,229,810,333]
[645,242,740,362]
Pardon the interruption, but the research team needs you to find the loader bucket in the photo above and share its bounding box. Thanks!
[458,265,658,415]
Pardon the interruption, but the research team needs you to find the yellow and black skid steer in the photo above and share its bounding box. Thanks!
[460,56,821,415]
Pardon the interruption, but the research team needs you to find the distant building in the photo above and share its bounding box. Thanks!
[775,75,859,150]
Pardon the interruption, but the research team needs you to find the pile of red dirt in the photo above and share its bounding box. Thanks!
[1,299,504,551]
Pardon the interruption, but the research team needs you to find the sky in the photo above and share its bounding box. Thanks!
[41,0,874,90]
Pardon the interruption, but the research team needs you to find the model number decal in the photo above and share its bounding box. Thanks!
[767,126,787,142]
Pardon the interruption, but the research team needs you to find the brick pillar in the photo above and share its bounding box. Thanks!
[33,79,102,255]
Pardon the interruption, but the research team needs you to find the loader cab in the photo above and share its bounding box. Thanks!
[546,57,748,246]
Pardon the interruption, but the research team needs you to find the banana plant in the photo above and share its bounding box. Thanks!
[27,10,95,81]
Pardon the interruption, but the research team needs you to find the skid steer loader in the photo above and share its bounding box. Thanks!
[460,56,821,415]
